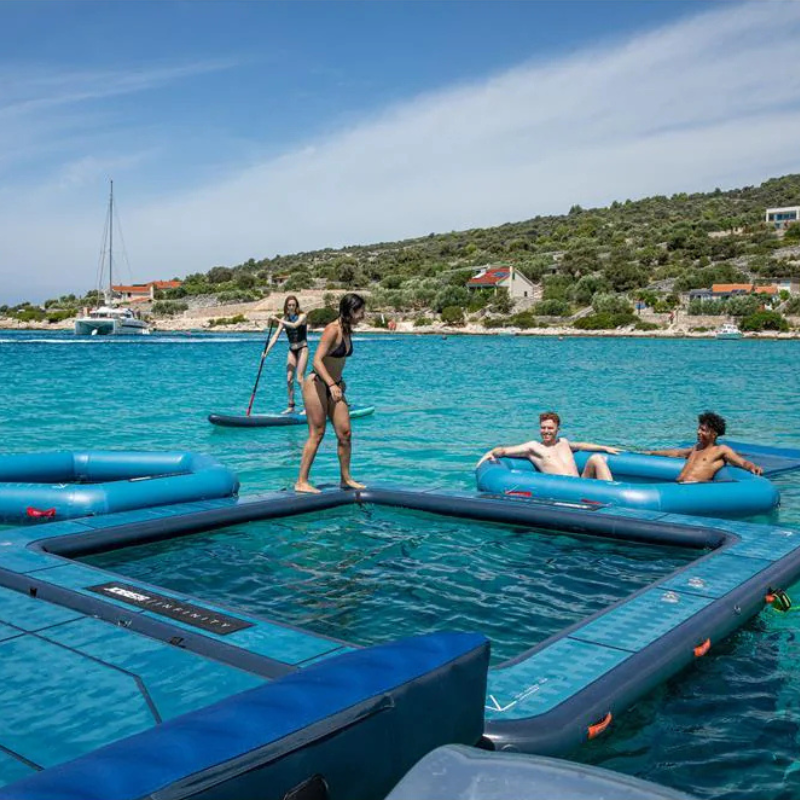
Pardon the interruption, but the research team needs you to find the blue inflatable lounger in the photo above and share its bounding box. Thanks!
[2,484,800,765]
[476,450,780,517]
[0,451,239,523]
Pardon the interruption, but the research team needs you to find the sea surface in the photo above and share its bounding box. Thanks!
[2,329,800,799]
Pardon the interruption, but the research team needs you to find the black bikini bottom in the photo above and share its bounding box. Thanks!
[312,371,346,401]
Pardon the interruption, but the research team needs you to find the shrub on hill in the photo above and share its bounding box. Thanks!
[592,293,633,315]
[284,271,314,292]
[46,309,77,323]
[152,301,189,316]
[687,300,727,316]
[784,224,800,242]
[487,288,514,314]
[573,312,638,330]
[727,295,763,317]
[433,285,470,313]
[440,306,465,325]
[739,310,789,332]
[533,299,571,316]
[307,306,338,327]
[508,312,540,328]
[783,296,800,315]
[208,314,247,327]
[216,290,262,304]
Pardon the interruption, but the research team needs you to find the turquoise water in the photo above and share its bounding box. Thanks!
[83,505,696,665]
[3,329,800,798]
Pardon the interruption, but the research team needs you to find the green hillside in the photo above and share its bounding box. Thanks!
[181,172,800,330]
[9,173,800,331]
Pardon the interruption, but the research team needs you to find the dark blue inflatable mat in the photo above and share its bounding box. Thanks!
[677,440,800,477]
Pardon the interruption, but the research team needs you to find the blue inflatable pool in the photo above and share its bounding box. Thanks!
[0,451,239,523]
[476,451,779,517]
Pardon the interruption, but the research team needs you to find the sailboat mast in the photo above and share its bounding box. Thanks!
[108,180,113,302]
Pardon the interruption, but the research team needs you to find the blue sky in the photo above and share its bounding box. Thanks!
[2,1,799,303]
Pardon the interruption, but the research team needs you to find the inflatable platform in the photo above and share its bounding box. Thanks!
[1,484,798,764]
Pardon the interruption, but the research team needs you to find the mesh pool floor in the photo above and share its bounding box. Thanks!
[83,505,698,664]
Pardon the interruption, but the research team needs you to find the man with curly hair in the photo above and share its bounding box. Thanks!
[645,411,763,482]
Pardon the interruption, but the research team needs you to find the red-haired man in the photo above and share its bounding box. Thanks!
[477,411,620,480]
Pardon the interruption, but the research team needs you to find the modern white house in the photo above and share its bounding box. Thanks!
[766,207,800,229]
[466,265,538,300]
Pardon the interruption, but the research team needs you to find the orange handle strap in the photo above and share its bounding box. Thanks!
[694,638,711,658]
[587,711,612,739]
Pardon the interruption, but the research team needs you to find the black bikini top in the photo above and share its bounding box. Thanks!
[328,333,353,359]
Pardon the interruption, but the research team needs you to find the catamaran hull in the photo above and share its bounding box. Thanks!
[74,319,150,336]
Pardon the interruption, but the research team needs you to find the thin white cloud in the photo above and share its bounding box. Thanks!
[2,1,800,302]
[0,58,241,119]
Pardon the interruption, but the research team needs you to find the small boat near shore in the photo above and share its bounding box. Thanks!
[715,322,742,339]
[74,305,149,336]
[74,181,151,337]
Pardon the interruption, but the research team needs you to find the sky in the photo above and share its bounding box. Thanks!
[2,0,800,304]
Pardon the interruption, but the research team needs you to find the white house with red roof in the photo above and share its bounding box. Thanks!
[466,265,537,300]
[111,280,182,302]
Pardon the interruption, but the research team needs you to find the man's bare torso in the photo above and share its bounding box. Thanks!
[527,438,579,477]
[677,445,727,483]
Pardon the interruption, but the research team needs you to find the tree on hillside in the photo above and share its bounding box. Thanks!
[207,266,233,284]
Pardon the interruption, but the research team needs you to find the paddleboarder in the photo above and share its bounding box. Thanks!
[264,295,309,414]
[295,293,366,494]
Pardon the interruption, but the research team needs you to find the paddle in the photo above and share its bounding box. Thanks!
[246,320,276,417]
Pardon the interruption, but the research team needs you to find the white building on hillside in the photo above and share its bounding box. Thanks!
[766,207,800,229]
[466,265,537,300]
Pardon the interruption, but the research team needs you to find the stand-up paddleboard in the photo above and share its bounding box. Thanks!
[209,405,376,428]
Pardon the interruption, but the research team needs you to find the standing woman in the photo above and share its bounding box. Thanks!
[264,295,308,414]
[295,293,366,493]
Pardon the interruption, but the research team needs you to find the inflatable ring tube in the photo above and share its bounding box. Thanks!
[476,452,779,517]
[0,451,239,523]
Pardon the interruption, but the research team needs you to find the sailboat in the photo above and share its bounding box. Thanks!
[74,181,150,336]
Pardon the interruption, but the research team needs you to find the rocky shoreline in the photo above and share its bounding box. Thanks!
[3,315,800,339]
[3,291,800,339]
